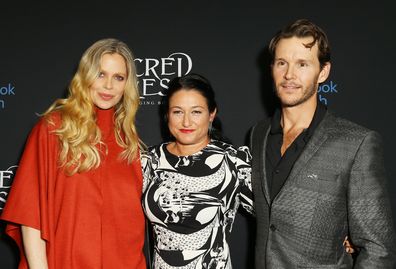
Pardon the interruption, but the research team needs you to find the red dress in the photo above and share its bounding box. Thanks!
[1,108,146,269]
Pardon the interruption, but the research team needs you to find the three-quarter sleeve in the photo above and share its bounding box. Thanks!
[235,146,254,215]
[0,116,57,268]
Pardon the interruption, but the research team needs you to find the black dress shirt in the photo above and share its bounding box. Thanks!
[266,102,327,201]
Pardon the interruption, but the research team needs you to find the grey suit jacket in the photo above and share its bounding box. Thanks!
[250,111,396,269]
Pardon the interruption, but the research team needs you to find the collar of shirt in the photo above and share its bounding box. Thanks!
[269,100,327,140]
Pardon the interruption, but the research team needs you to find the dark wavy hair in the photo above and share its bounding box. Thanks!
[162,73,227,142]
[269,19,331,69]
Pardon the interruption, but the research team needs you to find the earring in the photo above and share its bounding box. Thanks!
[208,121,213,137]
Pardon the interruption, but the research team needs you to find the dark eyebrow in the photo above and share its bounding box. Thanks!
[169,105,206,109]
[296,59,313,64]
[169,106,182,109]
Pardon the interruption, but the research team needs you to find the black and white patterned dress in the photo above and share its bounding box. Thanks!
[141,140,253,269]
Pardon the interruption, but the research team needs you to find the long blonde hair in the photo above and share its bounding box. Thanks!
[44,38,141,175]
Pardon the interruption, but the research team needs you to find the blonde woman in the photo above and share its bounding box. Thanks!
[1,38,146,269]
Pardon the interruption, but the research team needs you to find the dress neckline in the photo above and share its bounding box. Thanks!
[163,140,213,158]
[95,107,115,141]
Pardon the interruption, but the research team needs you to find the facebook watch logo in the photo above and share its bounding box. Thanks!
[0,165,17,211]
[318,80,338,105]
[0,83,16,110]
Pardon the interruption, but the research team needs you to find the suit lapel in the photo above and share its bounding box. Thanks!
[251,120,272,206]
[273,112,333,201]
[260,125,271,206]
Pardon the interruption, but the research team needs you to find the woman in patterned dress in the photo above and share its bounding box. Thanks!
[141,73,253,269]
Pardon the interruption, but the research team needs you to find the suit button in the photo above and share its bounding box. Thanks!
[270,224,276,231]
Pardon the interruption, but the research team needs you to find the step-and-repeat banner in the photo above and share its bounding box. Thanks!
[1,1,395,268]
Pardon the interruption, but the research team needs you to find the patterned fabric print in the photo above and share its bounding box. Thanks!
[154,216,218,250]
[158,164,226,192]
[154,254,200,269]
[142,140,253,269]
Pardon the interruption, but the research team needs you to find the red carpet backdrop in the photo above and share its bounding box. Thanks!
[1,1,395,268]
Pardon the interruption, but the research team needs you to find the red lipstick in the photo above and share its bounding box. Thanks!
[180,129,194,134]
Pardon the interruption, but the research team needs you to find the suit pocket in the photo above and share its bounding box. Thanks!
[291,171,346,200]
[314,172,340,182]
[297,265,341,269]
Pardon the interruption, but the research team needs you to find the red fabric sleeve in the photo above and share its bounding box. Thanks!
[1,116,58,268]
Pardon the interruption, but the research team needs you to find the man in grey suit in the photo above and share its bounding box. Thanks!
[250,19,396,268]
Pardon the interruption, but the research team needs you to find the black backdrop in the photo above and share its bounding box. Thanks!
[1,1,395,268]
